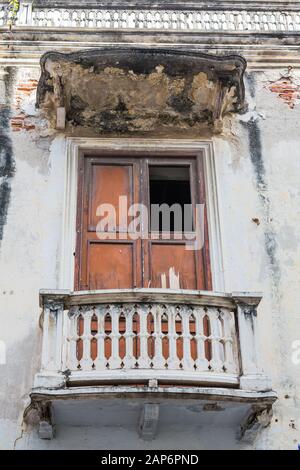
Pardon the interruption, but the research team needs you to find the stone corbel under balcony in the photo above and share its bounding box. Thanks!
[35,48,246,134]
[28,289,276,442]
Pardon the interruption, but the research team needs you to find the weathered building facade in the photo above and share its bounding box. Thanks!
[0,0,300,450]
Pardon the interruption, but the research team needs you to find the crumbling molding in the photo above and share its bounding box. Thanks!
[36,48,246,134]
[240,405,273,443]
[38,401,54,440]
[267,68,300,109]
[30,385,277,405]
[24,400,55,440]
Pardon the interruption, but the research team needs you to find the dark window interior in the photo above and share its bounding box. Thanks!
[149,166,193,232]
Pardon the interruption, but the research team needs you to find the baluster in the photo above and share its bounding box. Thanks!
[89,11,95,28]
[152,304,165,369]
[181,306,194,370]
[153,11,159,29]
[39,11,44,27]
[102,11,108,28]
[212,12,218,30]
[208,308,224,372]
[146,11,152,29]
[67,307,80,370]
[108,305,121,369]
[137,304,150,368]
[221,308,238,374]
[122,11,128,28]
[113,11,119,29]
[94,305,106,371]
[123,304,135,369]
[173,11,179,30]
[109,11,114,28]
[96,10,102,28]
[51,9,56,27]
[162,12,169,29]
[80,308,93,371]
[71,11,77,28]
[279,13,285,31]
[228,13,235,30]
[40,10,45,27]
[187,13,194,29]
[53,10,60,27]
[194,306,209,371]
[167,305,180,370]
[62,9,69,27]
[80,10,85,27]
[137,11,143,29]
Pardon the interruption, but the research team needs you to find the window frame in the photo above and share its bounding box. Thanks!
[59,138,225,292]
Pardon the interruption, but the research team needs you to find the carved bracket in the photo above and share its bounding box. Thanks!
[240,405,273,444]
[24,400,55,440]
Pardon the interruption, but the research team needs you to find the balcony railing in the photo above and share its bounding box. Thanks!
[1,2,300,33]
[34,289,271,392]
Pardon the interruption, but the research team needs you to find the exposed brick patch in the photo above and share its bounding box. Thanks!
[268,70,300,108]
[10,113,35,132]
[10,78,38,132]
[15,79,38,109]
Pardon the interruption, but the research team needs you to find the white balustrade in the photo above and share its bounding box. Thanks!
[65,301,238,375]
[34,289,273,391]
[34,288,274,391]
[1,3,300,33]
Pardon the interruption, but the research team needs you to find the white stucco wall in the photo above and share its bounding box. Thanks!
[0,64,299,450]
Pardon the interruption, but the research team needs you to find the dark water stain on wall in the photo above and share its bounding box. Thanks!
[0,67,16,244]
[245,71,256,100]
[242,73,280,287]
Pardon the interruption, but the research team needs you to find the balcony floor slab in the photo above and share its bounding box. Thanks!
[26,385,277,448]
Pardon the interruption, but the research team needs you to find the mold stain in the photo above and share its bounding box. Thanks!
[242,74,280,288]
[0,67,16,244]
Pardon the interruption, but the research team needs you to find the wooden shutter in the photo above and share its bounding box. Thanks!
[141,157,211,290]
[75,156,142,290]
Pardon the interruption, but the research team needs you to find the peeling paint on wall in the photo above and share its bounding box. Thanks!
[268,68,300,109]
[10,78,38,132]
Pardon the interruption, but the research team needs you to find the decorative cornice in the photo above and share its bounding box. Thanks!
[1,2,300,33]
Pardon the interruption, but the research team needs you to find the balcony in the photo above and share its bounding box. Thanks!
[30,289,276,442]
[35,289,270,390]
